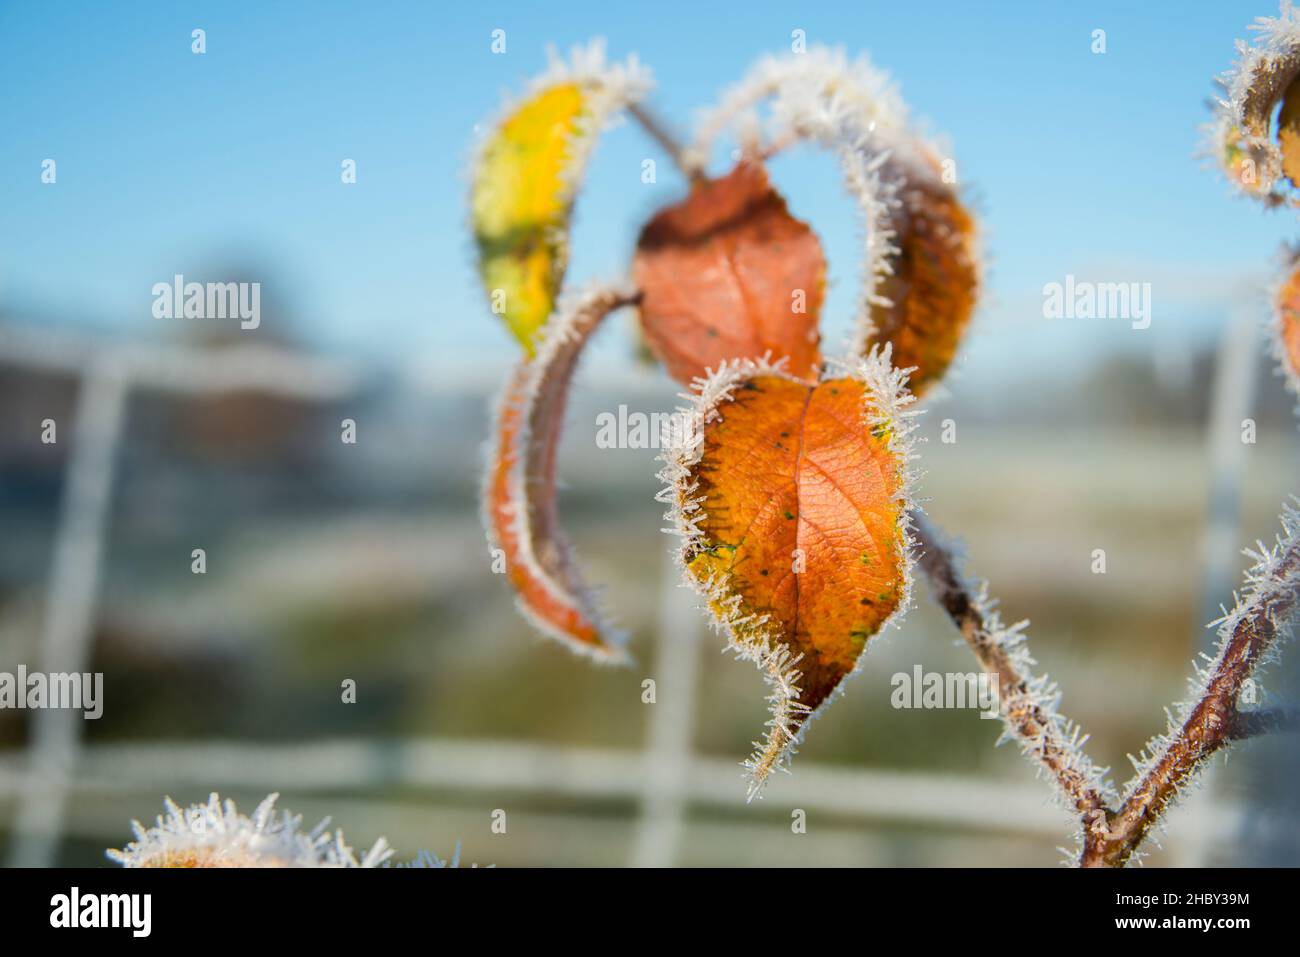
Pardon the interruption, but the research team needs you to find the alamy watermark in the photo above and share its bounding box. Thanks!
[595,404,696,450]
[0,666,103,719]
[50,887,150,937]
[891,666,1000,718]
[152,274,261,330]
[1042,274,1151,330]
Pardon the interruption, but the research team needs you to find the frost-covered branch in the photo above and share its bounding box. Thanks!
[911,515,1115,839]
[1081,501,1300,867]
[916,503,1300,867]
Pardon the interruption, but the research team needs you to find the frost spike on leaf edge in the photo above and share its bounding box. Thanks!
[484,280,640,663]
[656,344,920,797]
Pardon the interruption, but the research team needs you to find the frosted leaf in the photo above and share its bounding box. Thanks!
[688,47,979,394]
[1208,2,1300,206]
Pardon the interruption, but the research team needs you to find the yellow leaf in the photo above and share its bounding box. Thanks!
[470,45,651,353]
[472,83,587,353]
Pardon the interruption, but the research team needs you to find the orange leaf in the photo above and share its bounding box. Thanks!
[1211,21,1300,206]
[1276,257,1300,397]
[1279,74,1300,190]
[632,162,824,384]
[679,52,980,396]
[659,348,916,792]
[485,282,639,661]
[864,173,979,397]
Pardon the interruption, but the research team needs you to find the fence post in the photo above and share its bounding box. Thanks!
[1198,301,1260,639]
[629,545,703,866]
[7,354,129,867]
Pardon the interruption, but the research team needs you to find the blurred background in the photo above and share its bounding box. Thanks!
[2,0,1299,866]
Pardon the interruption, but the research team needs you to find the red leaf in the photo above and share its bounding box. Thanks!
[632,162,824,384]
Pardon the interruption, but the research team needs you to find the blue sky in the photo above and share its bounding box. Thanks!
[0,0,1293,383]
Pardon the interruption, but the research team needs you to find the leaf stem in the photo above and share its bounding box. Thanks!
[628,103,702,182]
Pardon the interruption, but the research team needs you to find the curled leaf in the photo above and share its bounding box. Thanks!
[485,281,639,661]
[632,162,825,384]
[658,347,917,793]
[688,48,979,396]
[1211,7,1300,204]
[471,44,651,353]
[862,170,980,396]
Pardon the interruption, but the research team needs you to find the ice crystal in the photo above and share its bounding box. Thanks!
[397,842,492,868]
[107,792,394,868]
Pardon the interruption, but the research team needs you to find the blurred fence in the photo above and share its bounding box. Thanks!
[0,319,1257,867]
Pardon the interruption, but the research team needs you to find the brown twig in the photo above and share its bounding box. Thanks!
[913,504,1300,867]
[1080,516,1300,867]
[911,515,1113,836]
[628,103,701,183]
